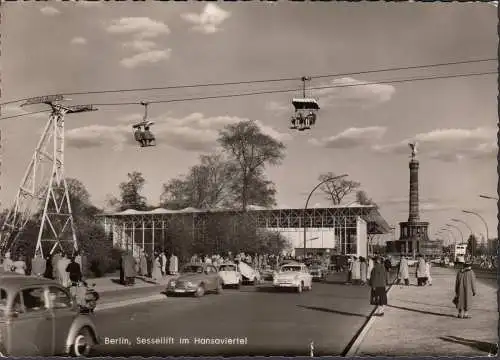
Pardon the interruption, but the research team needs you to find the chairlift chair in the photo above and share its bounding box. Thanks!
[291,98,319,130]
[132,102,156,147]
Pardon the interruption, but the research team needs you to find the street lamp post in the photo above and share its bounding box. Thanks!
[303,174,348,258]
[462,209,490,255]
[446,223,464,243]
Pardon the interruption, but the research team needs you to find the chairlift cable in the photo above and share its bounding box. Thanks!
[0,57,496,106]
[0,70,496,121]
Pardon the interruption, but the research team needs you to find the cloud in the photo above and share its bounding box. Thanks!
[106,17,170,39]
[75,1,103,7]
[312,77,396,108]
[66,113,291,151]
[310,126,387,149]
[40,6,60,16]
[120,49,172,68]
[123,40,157,52]
[71,37,87,45]
[372,127,497,162]
[181,4,231,34]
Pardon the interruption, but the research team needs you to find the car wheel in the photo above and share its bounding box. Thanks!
[72,327,95,356]
[195,284,205,297]
[216,280,223,294]
[296,282,303,293]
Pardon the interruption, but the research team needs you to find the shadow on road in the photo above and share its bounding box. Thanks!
[439,335,498,355]
[297,304,368,318]
[388,304,456,318]
[110,276,159,286]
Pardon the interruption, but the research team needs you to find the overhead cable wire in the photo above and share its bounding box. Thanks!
[90,71,497,107]
[0,57,496,106]
[0,70,496,121]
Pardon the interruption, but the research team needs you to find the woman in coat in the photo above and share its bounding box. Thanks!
[398,256,410,286]
[425,260,432,286]
[415,255,428,286]
[369,257,387,316]
[152,253,163,282]
[454,262,477,318]
[169,253,178,275]
[139,251,148,277]
[367,256,374,281]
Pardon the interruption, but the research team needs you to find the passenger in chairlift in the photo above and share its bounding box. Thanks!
[143,126,155,146]
[134,127,147,147]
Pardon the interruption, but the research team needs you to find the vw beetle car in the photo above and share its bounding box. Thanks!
[273,262,313,293]
[218,262,242,288]
[166,263,223,297]
[0,274,98,356]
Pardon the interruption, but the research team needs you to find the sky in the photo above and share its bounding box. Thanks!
[1,1,498,245]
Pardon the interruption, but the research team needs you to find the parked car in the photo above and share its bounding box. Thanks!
[218,263,242,288]
[273,262,313,293]
[308,264,326,281]
[259,265,275,281]
[0,274,99,356]
[165,263,222,297]
[237,261,261,285]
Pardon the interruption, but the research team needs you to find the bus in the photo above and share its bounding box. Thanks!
[453,243,467,261]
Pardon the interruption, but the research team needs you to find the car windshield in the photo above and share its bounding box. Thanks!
[281,266,301,272]
[182,265,203,273]
[219,265,236,272]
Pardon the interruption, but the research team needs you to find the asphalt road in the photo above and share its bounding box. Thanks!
[91,273,388,356]
[98,285,166,305]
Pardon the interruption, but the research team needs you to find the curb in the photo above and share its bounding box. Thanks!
[95,293,167,312]
[343,278,396,357]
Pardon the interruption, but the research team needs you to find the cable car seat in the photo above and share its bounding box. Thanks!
[143,127,156,146]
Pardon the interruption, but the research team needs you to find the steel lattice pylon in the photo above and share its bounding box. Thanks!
[0,98,96,258]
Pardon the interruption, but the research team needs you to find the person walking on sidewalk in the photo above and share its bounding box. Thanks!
[425,259,432,286]
[359,257,367,285]
[369,257,387,316]
[454,261,477,319]
[397,255,410,286]
[351,256,361,285]
[367,256,374,282]
[416,254,428,286]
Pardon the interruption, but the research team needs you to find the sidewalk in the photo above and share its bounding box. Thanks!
[89,274,174,293]
[353,266,497,356]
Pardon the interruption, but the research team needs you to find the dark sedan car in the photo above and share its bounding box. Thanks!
[165,263,223,297]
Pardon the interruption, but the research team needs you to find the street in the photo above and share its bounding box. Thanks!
[91,279,378,356]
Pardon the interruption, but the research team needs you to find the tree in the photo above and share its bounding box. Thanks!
[218,120,286,210]
[356,190,378,207]
[467,234,479,256]
[115,172,148,211]
[318,172,360,205]
[228,167,278,209]
[160,153,237,210]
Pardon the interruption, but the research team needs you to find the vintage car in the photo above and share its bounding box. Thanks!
[218,263,242,288]
[166,263,223,297]
[237,261,261,285]
[260,265,276,281]
[0,274,99,356]
[308,264,326,281]
[272,262,313,293]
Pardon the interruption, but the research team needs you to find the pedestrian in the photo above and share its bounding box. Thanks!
[360,257,367,285]
[2,252,13,272]
[425,259,432,286]
[384,257,392,285]
[123,252,136,286]
[367,256,374,281]
[119,253,125,284]
[345,256,353,284]
[52,250,62,280]
[139,250,148,277]
[416,254,428,286]
[31,253,46,277]
[57,253,71,287]
[161,251,167,276]
[369,257,387,316]
[152,252,162,282]
[453,261,477,319]
[169,253,178,275]
[66,256,82,285]
[398,255,410,286]
[44,254,53,279]
[13,255,27,275]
